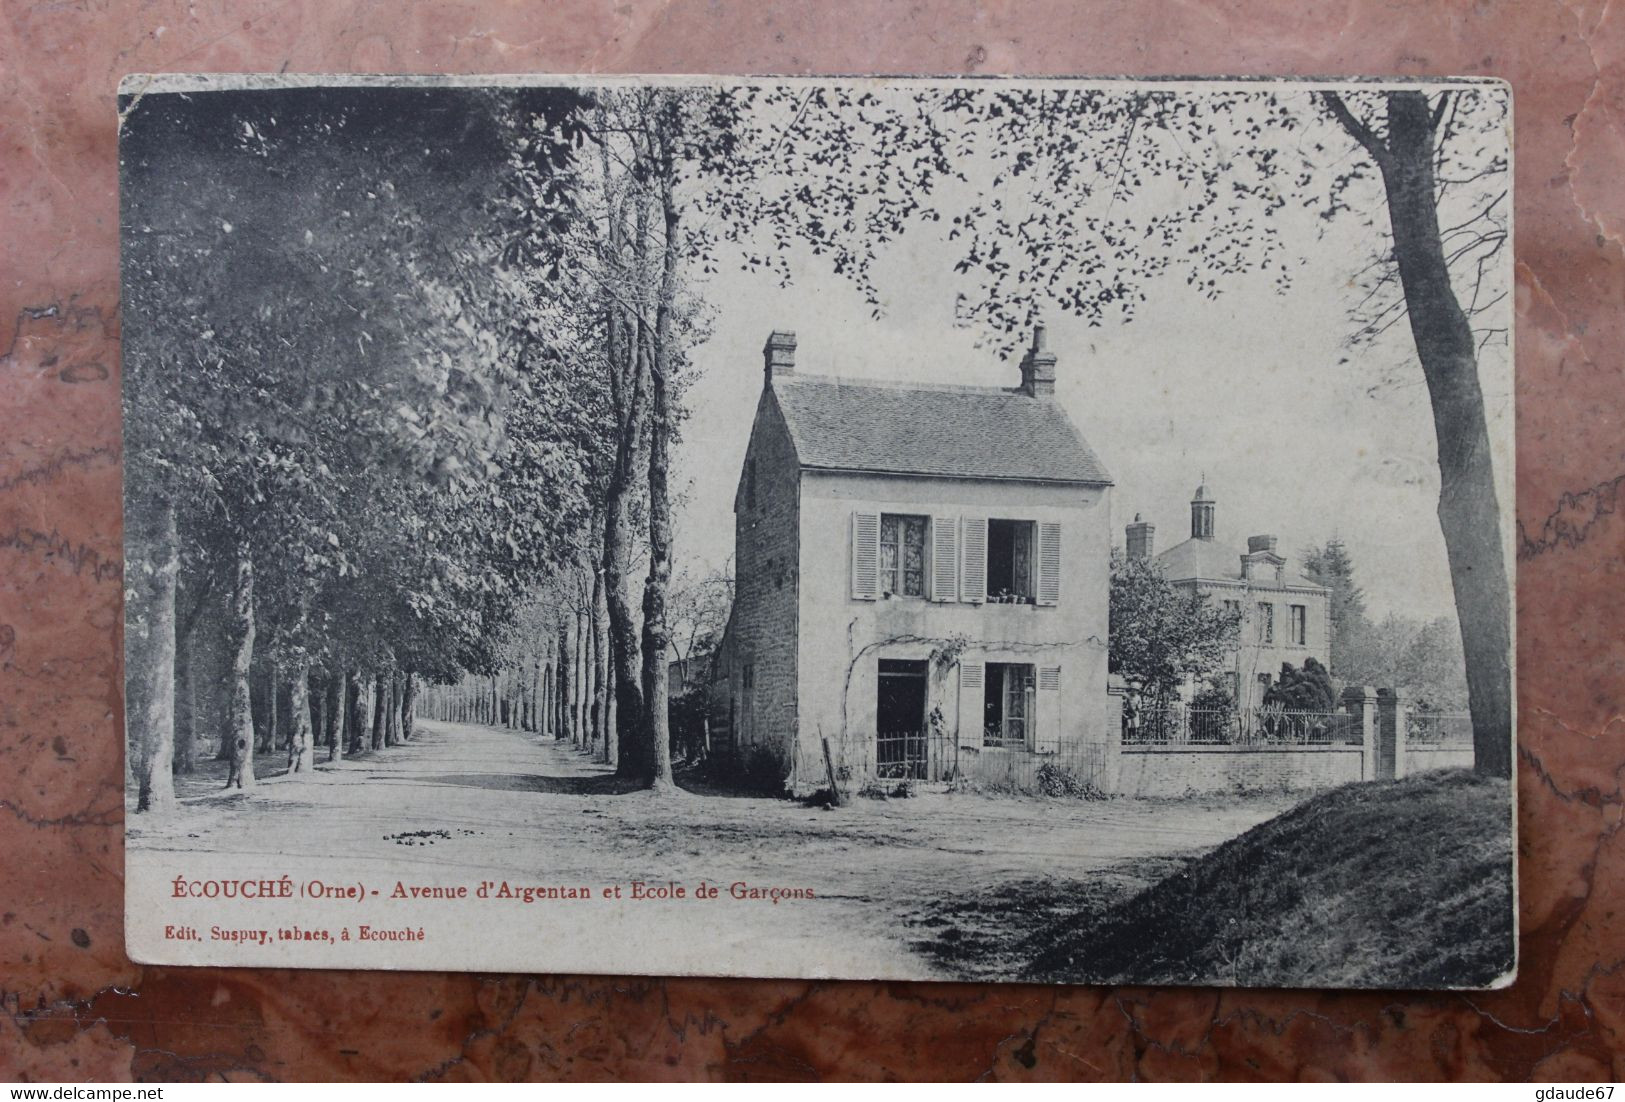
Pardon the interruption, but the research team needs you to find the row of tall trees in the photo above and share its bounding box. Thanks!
[122,86,604,810]
[122,84,789,808]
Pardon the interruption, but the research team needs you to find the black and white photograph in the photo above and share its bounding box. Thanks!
[120,74,1515,989]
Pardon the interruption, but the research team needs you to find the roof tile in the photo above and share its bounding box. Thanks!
[1157,537,1325,589]
[771,374,1111,485]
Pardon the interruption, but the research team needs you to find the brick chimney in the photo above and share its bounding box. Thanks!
[1019,323,1057,397]
[1242,534,1284,582]
[1126,514,1155,561]
[763,330,796,383]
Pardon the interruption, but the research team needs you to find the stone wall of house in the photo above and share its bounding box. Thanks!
[725,390,802,775]
[1112,745,1366,797]
[795,470,1114,791]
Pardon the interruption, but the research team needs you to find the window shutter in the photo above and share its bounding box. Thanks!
[960,517,987,604]
[1036,521,1062,606]
[851,511,879,600]
[957,661,985,748]
[1035,666,1061,753]
[931,515,958,602]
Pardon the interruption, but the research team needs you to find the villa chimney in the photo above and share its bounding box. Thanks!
[763,330,796,383]
[1018,323,1057,397]
[1126,514,1155,561]
[1243,534,1283,582]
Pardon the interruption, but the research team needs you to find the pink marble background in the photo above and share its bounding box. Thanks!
[2,0,1622,1081]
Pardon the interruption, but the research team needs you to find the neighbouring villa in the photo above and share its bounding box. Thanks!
[1125,484,1332,708]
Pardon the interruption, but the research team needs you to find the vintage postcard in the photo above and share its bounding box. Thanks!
[120,74,1515,988]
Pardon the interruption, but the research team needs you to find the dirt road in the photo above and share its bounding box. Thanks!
[128,719,1298,980]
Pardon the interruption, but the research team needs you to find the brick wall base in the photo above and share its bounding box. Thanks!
[1404,746,1475,775]
[1112,746,1365,798]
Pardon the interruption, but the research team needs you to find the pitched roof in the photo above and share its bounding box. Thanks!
[1157,537,1325,590]
[769,373,1111,485]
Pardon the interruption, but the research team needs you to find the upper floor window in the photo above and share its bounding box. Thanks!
[851,510,1059,606]
[986,519,1035,604]
[1289,604,1307,646]
[880,514,927,598]
[1256,602,1275,644]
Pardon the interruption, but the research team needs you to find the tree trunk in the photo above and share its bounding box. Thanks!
[173,568,218,773]
[345,670,365,754]
[262,660,279,754]
[605,633,618,768]
[528,660,541,733]
[542,659,555,737]
[173,603,197,776]
[207,592,233,761]
[606,202,651,777]
[286,658,314,774]
[576,608,590,749]
[312,673,327,761]
[1373,91,1514,779]
[543,658,554,737]
[558,622,572,742]
[637,181,682,792]
[387,672,403,745]
[592,563,609,759]
[402,673,417,741]
[382,672,394,746]
[126,495,178,811]
[223,544,256,790]
[609,343,650,775]
[550,657,560,740]
[370,675,385,750]
[567,616,580,746]
[326,674,343,761]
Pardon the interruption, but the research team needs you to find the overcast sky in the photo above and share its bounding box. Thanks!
[667,164,1513,626]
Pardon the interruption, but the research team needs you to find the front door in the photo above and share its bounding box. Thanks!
[876,659,928,779]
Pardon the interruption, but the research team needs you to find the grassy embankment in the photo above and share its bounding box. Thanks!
[1025,769,1515,988]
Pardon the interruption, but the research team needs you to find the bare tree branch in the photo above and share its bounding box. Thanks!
[1320,91,1393,171]
[1429,89,1452,133]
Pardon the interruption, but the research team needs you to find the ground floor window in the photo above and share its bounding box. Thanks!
[982,662,1035,748]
